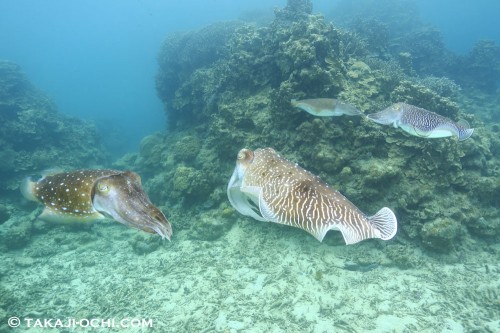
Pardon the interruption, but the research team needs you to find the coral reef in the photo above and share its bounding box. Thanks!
[0,60,109,197]
[421,218,465,252]
[456,40,500,93]
[329,0,500,94]
[149,0,500,253]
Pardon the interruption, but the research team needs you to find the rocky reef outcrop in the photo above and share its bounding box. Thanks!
[0,60,109,197]
[129,0,500,251]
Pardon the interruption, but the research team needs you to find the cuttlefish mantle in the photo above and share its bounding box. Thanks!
[367,103,474,141]
[291,98,363,117]
[227,148,397,245]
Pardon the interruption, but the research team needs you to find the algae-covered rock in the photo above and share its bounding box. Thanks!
[171,166,212,204]
[189,209,235,241]
[129,234,162,255]
[0,60,109,198]
[458,40,500,93]
[421,218,464,252]
[384,243,425,269]
[136,133,167,172]
[172,166,199,195]
[147,0,500,251]
[339,60,382,111]
[173,135,201,162]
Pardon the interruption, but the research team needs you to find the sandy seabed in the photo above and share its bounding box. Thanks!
[1,213,499,333]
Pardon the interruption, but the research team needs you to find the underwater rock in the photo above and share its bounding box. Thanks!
[274,0,313,22]
[384,244,425,269]
[421,218,464,252]
[150,1,500,250]
[172,135,201,162]
[459,40,500,93]
[171,166,213,205]
[338,60,381,111]
[156,21,244,124]
[129,234,161,255]
[137,133,166,171]
[467,216,500,238]
[0,60,109,198]
[172,166,199,196]
[189,211,235,241]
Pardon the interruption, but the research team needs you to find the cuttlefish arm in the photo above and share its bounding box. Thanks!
[366,105,402,126]
[227,158,267,222]
[92,171,172,240]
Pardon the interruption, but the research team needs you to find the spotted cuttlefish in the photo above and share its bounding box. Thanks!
[227,148,397,245]
[21,169,172,240]
[291,98,363,117]
[367,102,474,141]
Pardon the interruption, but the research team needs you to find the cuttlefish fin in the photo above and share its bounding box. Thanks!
[412,125,431,138]
[21,177,38,202]
[22,168,66,202]
[41,167,65,178]
[38,207,104,223]
[456,120,474,141]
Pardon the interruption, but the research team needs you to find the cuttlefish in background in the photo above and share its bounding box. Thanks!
[22,170,172,240]
[291,98,363,117]
[227,148,397,245]
[367,102,474,141]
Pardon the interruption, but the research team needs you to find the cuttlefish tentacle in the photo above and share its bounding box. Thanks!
[367,102,474,141]
[227,148,397,245]
[22,169,172,240]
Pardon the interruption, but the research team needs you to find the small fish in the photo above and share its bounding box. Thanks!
[367,102,474,141]
[291,98,363,117]
[227,148,397,245]
[21,169,172,240]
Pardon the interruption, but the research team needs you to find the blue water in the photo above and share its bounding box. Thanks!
[418,0,500,54]
[0,0,498,156]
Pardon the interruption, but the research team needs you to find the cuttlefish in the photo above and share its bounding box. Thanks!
[291,98,363,117]
[227,148,397,245]
[21,169,172,240]
[367,102,474,141]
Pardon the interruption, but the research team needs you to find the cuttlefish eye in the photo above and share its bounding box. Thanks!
[237,149,254,162]
[96,182,110,194]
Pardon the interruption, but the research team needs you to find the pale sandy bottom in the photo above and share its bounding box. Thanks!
[1,216,499,333]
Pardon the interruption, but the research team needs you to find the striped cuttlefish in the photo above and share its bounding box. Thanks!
[22,169,172,240]
[367,102,474,141]
[227,148,397,245]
